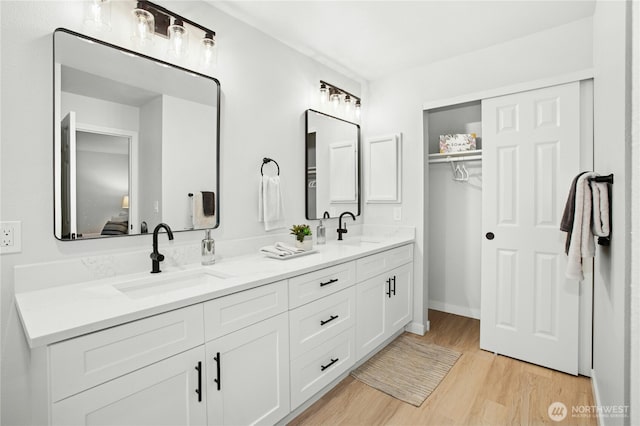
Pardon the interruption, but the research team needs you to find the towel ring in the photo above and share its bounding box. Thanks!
[261,157,280,176]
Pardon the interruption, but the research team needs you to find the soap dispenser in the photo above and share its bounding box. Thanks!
[201,229,215,265]
[316,211,330,245]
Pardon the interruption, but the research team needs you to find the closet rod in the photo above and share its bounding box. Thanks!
[429,155,482,164]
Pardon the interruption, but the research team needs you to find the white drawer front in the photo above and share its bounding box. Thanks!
[50,304,204,402]
[356,244,413,282]
[204,280,288,341]
[290,327,356,410]
[289,287,356,359]
[289,261,356,308]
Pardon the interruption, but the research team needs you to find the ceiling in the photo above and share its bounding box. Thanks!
[210,0,596,82]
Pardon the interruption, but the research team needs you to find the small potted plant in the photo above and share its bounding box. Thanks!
[290,224,313,251]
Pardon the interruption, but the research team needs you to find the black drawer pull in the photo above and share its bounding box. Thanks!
[320,314,339,326]
[392,275,396,296]
[213,352,221,391]
[320,278,338,287]
[195,361,202,402]
[320,357,339,371]
[386,278,391,298]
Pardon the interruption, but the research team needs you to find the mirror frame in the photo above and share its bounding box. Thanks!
[53,28,221,240]
[304,109,361,220]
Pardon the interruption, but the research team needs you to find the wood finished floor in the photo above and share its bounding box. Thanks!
[289,310,595,426]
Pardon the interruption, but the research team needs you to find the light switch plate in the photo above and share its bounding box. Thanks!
[0,221,22,254]
[393,207,402,221]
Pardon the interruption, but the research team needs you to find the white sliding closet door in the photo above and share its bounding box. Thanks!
[480,82,581,375]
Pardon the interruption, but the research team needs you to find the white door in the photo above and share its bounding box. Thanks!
[61,111,77,239]
[206,312,290,426]
[52,346,207,426]
[480,82,581,375]
[386,263,413,332]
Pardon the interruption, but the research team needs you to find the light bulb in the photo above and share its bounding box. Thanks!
[355,100,361,119]
[200,34,217,70]
[330,90,340,110]
[344,94,352,115]
[319,83,328,104]
[168,19,189,59]
[131,6,154,47]
[84,0,111,32]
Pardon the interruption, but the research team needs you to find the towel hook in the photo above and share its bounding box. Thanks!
[261,157,280,176]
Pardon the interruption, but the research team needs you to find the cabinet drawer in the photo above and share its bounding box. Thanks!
[290,327,356,410]
[50,304,204,402]
[289,261,356,308]
[289,287,356,359]
[356,244,413,282]
[204,280,288,341]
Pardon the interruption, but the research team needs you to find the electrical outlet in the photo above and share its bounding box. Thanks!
[0,221,22,254]
[393,207,402,221]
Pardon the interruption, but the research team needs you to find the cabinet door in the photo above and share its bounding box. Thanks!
[206,312,290,426]
[386,263,413,333]
[355,275,387,360]
[52,346,206,426]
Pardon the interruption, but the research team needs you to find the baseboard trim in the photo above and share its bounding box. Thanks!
[428,300,481,320]
[591,368,604,426]
[405,321,426,335]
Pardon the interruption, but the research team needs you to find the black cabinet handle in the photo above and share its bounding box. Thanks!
[486,232,495,240]
[386,278,391,298]
[213,352,221,391]
[195,361,202,402]
[320,278,338,287]
[320,314,339,326]
[392,276,396,296]
[320,357,339,371]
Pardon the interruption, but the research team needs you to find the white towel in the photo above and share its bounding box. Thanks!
[259,242,304,257]
[566,172,596,280]
[258,175,285,231]
[192,192,216,229]
[591,181,610,237]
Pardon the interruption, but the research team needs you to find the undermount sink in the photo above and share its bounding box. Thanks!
[114,269,233,299]
[340,237,382,246]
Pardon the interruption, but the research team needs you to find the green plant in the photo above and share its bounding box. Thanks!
[290,224,312,243]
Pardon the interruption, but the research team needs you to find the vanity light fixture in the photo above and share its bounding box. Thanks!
[318,81,362,120]
[84,0,111,32]
[121,195,130,209]
[130,1,218,69]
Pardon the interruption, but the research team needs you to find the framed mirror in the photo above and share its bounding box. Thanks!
[305,109,360,220]
[53,29,220,240]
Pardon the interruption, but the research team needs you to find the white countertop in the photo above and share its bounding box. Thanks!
[15,235,414,348]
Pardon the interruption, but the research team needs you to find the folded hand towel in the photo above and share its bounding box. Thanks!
[275,241,305,254]
[193,192,216,229]
[565,172,596,280]
[591,181,610,237]
[260,245,291,257]
[258,175,285,231]
[560,171,587,254]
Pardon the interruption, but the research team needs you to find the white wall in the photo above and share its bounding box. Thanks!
[364,17,593,330]
[0,2,360,424]
[591,1,632,423]
[60,92,140,132]
[138,96,163,229]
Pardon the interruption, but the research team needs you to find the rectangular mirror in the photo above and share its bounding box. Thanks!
[54,29,220,240]
[305,109,360,220]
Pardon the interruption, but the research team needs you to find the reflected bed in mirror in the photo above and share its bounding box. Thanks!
[305,109,360,220]
[54,28,220,240]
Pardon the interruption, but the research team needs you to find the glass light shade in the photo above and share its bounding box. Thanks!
[355,101,361,119]
[84,0,111,32]
[344,95,352,114]
[168,21,189,58]
[330,91,340,110]
[319,84,328,104]
[131,8,154,46]
[200,35,218,69]
[121,195,129,209]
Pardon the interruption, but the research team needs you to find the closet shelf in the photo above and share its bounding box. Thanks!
[428,149,482,164]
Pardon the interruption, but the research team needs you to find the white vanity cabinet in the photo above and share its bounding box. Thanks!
[355,246,414,360]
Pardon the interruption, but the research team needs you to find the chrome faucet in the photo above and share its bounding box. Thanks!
[337,211,356,241]
[150,223,174,273]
